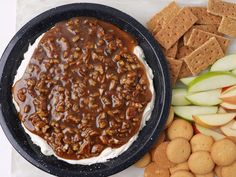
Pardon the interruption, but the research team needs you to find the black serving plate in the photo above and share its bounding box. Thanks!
[0,3,171,177]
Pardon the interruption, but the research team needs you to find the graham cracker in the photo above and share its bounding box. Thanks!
[218,17,236,38]
[190,7,222,25]
[184,37,224,75]
[155,7,198,50]
[183,24,222,45]
[208,0,236,20]
[147,2,180,33]
[162,42,178,58]
[176,46,193,59]
[178,37,185,48]
[178,60,193,78]
[152,24,162,35]
[166,57,183,86]
[186,29,230,53]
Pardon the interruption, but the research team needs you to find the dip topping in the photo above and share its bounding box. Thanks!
[13,17,152,160]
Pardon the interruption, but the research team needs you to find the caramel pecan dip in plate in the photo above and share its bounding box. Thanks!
[12,17,155,165]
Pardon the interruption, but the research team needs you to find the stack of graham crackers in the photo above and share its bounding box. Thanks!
[147,0,236,86]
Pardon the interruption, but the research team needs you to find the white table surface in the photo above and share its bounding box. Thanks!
[0,1,16,177]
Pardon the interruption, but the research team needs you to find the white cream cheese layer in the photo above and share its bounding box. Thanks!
[13,36,155,165]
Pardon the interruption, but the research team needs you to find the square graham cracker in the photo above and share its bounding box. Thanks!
[183,24,222,45]
[218,17,236,38]
[166,57,183,86]
[162,42,178,58]
[208,0,236,20]
[184,37,224,75]
[178,60,193,78]
[155,7,198,50]
[147,2,180,33]
[176,46,193,59]
[189,7,222,25]
[186,29,230,53]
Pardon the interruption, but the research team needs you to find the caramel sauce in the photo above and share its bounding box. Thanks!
[13,17,152,160]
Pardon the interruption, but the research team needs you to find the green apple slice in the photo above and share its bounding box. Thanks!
[218,106,227,113]
[174,81,186,88]
[188,72,236,93]
[211,54,236,71]
[180,76,196,86]
[232,69,236,75]
[186,89,222,106]
[180,70,209,86]
[172,89,191,106]
[173,106,218,121]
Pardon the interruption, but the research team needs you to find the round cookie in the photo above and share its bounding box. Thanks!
[165,106,174,128]
[166,138,191,163]
[211,139,236,166]
[188,151,215,175]
[144,162,170,177]
[227,136,236,144]
[215,166,223,177]
[167,119,193,140]
[169,162,189,174]
[170,170,194,177]
[134,152,151,168]
[152,131,166,150]
[150,132,166,159]
[195,172,214,177]
[221,161,236,177]
[190,134,214,152]
[153,141,175,168]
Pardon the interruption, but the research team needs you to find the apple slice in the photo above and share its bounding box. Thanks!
[221,102,236,110]
[211,54,236,71]
[188,72,236,93]
[193,124,200,134]
[218,106,227,113]
[180,70,209,86]
[172,89,190,106]
[175,81,186,88]
[221,85,236,94]
[186,89,222,106]
[173,106,218,121]
[180,76,196,86]
[232,69,236,75]
[220,120,236,137]
[193,113,236,127]
[220,85,236,104]
[195,124,226,141]
[232,121,236,130]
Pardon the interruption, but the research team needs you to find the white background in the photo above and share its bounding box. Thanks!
[0,1,16,177]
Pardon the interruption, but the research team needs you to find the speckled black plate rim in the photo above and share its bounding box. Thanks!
[0,3,171,177]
